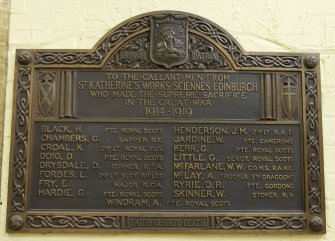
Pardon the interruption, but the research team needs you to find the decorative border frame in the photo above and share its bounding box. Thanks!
[7,11,325,233]
[11,67,30,213]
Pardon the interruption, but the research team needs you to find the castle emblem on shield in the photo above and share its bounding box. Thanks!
[150,14,188,69]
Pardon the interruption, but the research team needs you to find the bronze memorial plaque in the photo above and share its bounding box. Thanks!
[7,11,325,233]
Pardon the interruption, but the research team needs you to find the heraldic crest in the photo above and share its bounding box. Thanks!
[150,14,188,69]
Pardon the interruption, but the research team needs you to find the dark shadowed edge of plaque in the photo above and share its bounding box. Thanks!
[6,11,325,234]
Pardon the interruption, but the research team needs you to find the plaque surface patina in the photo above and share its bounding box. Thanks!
[7,11,325,233]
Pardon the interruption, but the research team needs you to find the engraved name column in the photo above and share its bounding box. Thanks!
[35,70,90,203]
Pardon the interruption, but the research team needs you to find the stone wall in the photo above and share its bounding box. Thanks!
[0,0,10,197]
[1,0,334,240]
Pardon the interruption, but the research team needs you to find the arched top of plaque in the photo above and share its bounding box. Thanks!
[28,11,303,70]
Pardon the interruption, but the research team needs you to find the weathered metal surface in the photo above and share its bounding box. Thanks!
[7,11,325,234]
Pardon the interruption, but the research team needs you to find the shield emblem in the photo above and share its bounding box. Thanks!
[150,14,188,69]
[281,75,298,119]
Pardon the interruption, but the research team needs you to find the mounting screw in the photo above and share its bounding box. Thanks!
[8,215,24,231]
[17,51,32,65]
[304,55,318,69]
[310,216,324,232]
